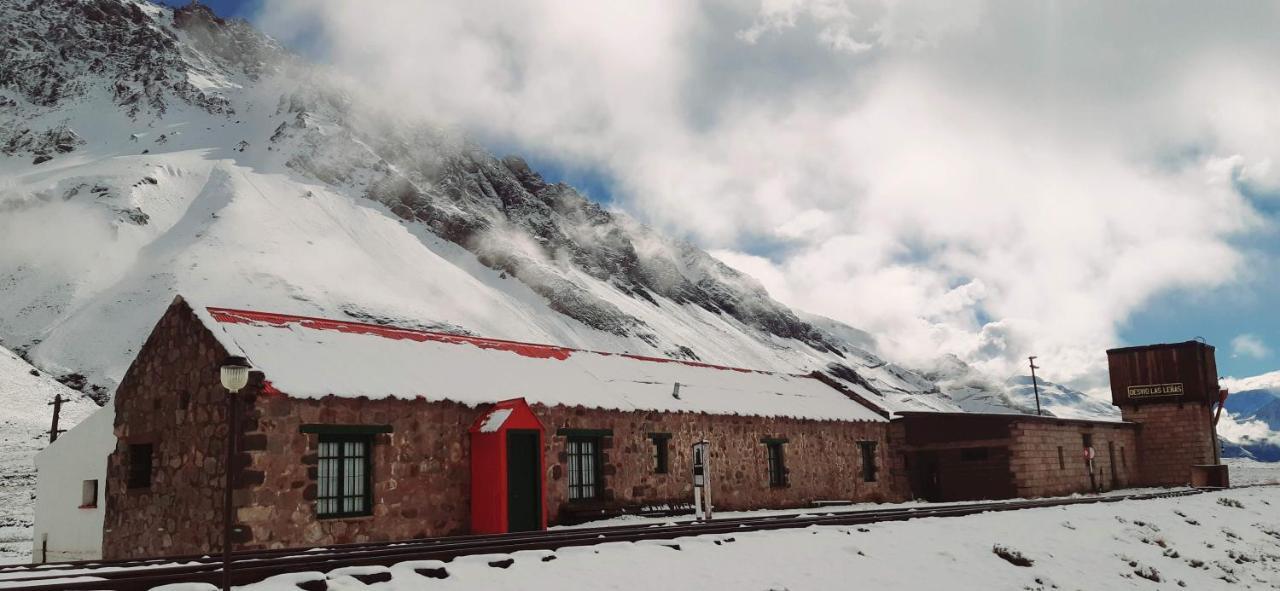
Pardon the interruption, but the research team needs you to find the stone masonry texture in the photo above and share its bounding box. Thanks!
[100,297,1222,559]
[103,298,905,557]
[102,297,251,559]
[1121,402,1218,487]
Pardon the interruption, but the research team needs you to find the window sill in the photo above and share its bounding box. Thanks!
[317,513,374,521]
[78,504,98,509]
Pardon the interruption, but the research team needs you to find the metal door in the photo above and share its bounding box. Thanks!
[506,430,542,532]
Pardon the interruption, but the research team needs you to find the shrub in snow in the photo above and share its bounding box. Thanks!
[993,544,1033,567]
[1132,564,1161,582]
[1218,497,1245,509]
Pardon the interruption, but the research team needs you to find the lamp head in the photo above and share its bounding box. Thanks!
[220,356,251,393]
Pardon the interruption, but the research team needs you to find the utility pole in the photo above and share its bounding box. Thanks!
[1028,356,1043,416]
[47,392,66,443]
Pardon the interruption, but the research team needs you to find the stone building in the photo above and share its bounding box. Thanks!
[897,412,1140,502]
[32,296,1227,562]
[100,297,898,559]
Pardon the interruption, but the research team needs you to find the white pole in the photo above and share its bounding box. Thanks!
[704,481,713,520]
[694,487,703,520]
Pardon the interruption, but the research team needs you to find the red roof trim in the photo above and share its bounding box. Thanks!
[204,307,774,374]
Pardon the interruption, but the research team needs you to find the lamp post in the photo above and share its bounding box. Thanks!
[219,356,250,591]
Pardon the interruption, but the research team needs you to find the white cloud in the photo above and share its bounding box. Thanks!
[1232,334,1271,360]
[255,0,1278,393]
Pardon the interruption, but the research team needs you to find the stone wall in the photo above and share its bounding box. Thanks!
[102,297,249,560]
[103,299,906,557]
[239,395,475,549]
[233,400,903,551]
[539,407,903,521]
[1120,402,1217,487]
[1008,421,1138,497]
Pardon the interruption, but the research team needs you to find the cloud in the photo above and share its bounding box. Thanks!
[254,0,1277,394]
[1232,334,1271,359]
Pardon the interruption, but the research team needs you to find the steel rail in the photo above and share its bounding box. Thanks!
[2,487,1229,591]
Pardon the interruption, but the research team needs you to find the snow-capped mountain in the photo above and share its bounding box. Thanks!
[1218,373,1280,461]
[0,0,975,414]
[919,354,1120,420]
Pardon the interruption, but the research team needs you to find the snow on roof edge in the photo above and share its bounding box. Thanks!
[183,296,251,361]
[202,306,790,377]
[189,303,889,422]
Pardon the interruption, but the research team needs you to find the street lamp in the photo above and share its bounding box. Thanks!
[219,356,250,591]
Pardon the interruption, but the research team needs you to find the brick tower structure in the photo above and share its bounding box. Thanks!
[1107,341,1223,487]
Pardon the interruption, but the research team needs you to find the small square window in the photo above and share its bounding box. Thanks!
[80,479,98,508]
[127,443,153,489]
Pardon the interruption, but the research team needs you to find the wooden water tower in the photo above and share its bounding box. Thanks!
[1106,341,1226,487]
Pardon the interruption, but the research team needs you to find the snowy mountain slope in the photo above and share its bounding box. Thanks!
[1216,374,1280,461]
[0,346,96,564]
[0,0,977,415]
[918,354,1120,420]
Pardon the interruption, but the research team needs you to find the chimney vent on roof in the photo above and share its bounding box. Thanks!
[672,382,682,399]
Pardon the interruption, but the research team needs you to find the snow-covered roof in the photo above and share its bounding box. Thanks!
[199,307,887,423]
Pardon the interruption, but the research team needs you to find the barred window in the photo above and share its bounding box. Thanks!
[766,441,787,487]
[567,437,601,500]
[317,435,371,518]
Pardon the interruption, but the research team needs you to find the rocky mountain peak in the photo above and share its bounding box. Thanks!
[0,0,1062,418]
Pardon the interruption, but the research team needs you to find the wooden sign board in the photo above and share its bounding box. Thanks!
[1106,341,1217,406]
[1126,383,1184,399]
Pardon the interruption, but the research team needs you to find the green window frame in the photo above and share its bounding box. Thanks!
[316,434,373,518]
[567,436,602,501]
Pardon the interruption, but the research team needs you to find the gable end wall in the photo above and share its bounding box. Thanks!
[102,298,258,559]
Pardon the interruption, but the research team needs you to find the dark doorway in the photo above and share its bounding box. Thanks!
[1108,442,1119,489]
[506,430,542,532]
[909,451,942,501]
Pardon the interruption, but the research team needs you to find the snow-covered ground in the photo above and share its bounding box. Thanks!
[183,484,1280,591]
[1224,458,1280,487]
[0,347,96,566]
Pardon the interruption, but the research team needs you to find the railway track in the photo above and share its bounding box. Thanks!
[0,488,1223,590]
